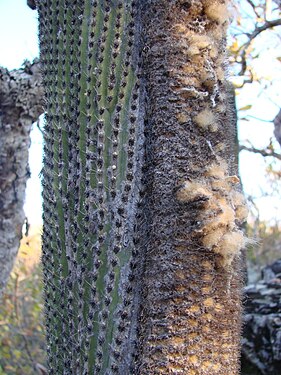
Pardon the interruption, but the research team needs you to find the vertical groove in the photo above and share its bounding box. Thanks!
[82,4,100,374]
[76,2,92,372]
[59,1,71,372]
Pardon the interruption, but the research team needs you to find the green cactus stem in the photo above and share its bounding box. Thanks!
[38,1,143,373]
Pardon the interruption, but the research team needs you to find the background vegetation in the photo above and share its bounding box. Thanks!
[0,228,46,374]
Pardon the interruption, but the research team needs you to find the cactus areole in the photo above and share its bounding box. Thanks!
[38,0,246,374]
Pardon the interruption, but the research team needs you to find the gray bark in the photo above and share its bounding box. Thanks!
[0,59,44,296]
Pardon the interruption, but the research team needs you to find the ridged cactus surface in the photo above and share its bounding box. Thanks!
[38,1,143,373]
[38,0,246,374]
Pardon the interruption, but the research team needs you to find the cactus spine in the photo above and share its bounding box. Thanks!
[38,0,244,374]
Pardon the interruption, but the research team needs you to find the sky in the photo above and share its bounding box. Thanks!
[0,0,280,225]
[230,0,281,224]
[0,1,39,69]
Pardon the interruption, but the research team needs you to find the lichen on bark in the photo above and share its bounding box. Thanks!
[0,60,43,296]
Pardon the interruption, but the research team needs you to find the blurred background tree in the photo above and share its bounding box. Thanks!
[0,61,43,296]
[229,0,281,278]
[0,228,46,374]
[228,2,281,373]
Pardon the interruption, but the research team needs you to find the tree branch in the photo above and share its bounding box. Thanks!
[239,18,281,76]
[0,59,44,295]
[0,59,43,124]
[246,0,261,18]
[239,144,281,160]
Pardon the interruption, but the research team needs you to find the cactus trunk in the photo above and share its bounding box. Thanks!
[38,0,245,374]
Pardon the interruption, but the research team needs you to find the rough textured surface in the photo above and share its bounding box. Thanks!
[137,1,245,373]
[0,60,43,296]
[242,259,281,375]
[38,1,144,373]
[37,0,246,373]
